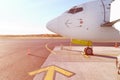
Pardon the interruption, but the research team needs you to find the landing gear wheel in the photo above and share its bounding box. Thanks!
[84,47,93,55]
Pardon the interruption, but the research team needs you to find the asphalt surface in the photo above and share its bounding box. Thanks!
[0,38,69,80]
[0,38,119,80]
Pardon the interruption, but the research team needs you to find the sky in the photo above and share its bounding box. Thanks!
[0,0,120,35]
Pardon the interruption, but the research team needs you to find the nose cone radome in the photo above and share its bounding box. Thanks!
[46,19,58,33]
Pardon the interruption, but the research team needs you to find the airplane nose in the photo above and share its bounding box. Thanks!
[46,19,58,33]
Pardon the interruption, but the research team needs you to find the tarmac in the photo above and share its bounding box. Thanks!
[0,38,120,80]
[0,38,69,80]
[32,46,120,80]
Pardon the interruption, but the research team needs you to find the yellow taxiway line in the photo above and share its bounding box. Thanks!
[29,65,75,80]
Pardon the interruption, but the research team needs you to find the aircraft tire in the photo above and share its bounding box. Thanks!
[84,47,93,55]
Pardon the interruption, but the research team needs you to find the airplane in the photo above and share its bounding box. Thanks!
[46,0,120,55]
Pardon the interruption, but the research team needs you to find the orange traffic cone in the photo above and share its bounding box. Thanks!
[27,49,31,55]
[115,42,119,48]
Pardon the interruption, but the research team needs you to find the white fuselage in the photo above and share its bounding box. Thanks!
[47,0,120,42]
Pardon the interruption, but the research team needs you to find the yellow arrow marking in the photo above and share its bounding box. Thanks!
[29,65,75,80]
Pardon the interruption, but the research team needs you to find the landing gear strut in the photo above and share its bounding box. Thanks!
[84,47,93,55]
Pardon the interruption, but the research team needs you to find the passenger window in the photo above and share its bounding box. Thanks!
[68,7,83,14]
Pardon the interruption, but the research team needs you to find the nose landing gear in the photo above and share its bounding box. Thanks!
[71,39,93,55]
[84,47,93,55]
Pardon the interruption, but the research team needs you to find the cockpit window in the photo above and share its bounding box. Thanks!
[68,7,83,14]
